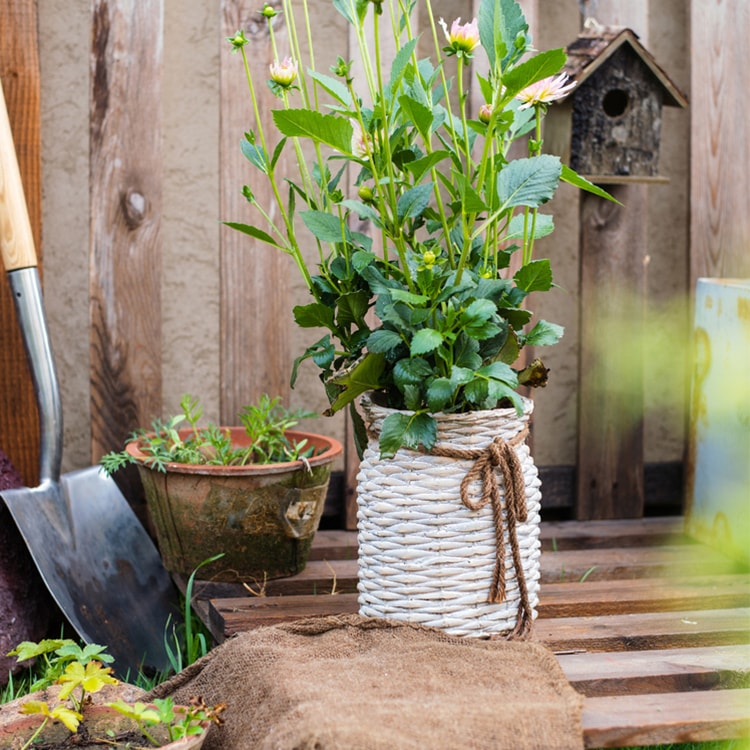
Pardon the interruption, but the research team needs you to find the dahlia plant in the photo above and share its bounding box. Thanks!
[227,0,613,456]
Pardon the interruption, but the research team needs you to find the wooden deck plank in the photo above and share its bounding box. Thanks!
[540,574,750,617]
[197,542,743,603]
[535,608,750,652]
[582,688,750,747]
[558,644,750,696]
[210,576,750,639]
[309,518,693,558]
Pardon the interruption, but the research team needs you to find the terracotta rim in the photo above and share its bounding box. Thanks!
[125,428,343,476]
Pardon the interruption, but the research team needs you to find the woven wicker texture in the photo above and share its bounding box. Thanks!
[357,397,541,637]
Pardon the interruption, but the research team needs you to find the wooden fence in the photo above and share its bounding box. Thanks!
[1,0,748,522]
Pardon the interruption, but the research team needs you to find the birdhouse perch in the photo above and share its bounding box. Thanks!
[545,25,688,184]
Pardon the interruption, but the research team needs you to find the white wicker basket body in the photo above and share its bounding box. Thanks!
[356,396,541,637]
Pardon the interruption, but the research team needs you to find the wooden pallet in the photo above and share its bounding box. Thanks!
[192,517,750,748]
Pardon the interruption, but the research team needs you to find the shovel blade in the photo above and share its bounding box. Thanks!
[1,468,179,677]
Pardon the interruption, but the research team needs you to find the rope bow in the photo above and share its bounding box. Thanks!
[432,428,533,639]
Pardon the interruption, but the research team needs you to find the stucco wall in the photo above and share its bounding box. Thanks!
[37,0,690,473]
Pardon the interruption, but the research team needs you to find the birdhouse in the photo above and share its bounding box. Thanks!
[545,25,688,184]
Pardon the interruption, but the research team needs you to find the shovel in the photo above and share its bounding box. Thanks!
[0,78,178,676]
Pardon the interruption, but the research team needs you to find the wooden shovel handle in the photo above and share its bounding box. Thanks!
[0,77,38,271]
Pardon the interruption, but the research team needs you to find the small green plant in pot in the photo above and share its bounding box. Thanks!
[2,639,224,750]
[101,394,343,582]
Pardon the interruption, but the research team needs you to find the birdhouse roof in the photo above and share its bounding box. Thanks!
[560,24,688,108]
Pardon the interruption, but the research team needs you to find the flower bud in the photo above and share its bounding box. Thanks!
[358,185,374,203]
[439,17,480,56]
[350,120,371,159]
[227,30,247,50]
[269,57,298,88]
[422,250,437,267]
[261,4,278,18]
[478,103,493,124]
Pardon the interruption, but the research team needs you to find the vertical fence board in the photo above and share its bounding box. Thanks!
[690,0,750,282]
[575,1,648,520]
[577,186,647,518]
[0,0,41,486]
[219,1,291,423]
[89,0,163,467]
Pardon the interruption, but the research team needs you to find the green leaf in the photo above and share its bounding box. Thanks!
[497,155,562,210]
[387,39,418,99]
[240,138,268,173]
[341,199,381,224]
[367,329,403,353]
[450,366,475,386]
[478,0,526,70]
[410,328,443,356]
[404,412,438,451]
[223,222,282,248]
[405,150,451,183]
[426,377,455,412]
[486,379,524,411]
[464,377,489,405]
[272,109,353,154]
[397,183,434,220]
[394,357,433,389]
[454,171,487,213]
[506,212,554,240]
[523,319,564,346]
[326,353,386,414]
[378,412,437,458]
[309,70,353,107]
[332,0,369,26]
[301,210,346,243]
[290,335,334,387]
[560,164,620,203]
[293,302,335,329]
[478,361,518,385]
[270,138,288,169]
[352,249,376,272]
[501,49,567,98]
[398,94,434,140]
[514,258,552,293]
[337,290,371,327]
[378,413,409,458]
[461,298,496,325]
[390,288,429,305]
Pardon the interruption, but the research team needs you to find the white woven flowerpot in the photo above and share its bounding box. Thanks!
[356,395,541,638]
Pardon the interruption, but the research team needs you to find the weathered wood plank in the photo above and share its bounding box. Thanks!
[559,644,750,696]
[535,607,750,653]
[199,541,743,613]
[540,574,750,618]
[89,0,163,460]
[690,0,750,281]
[211,574,750,639]
[582,688,750,748]
[219,0,291,421]
[575,0,650,521]
[576,185,647,520]
[310,516,693,559]
[543,544,744,583]
[542,515,689,549]
[210,592,358,640]
[0,0,41,486]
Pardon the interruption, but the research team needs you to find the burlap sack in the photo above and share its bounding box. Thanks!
[147,615,584,750]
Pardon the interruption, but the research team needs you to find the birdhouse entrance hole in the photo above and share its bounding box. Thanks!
[602,88,629,118]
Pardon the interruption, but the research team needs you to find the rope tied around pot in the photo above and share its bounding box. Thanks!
[431,426,533,639]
